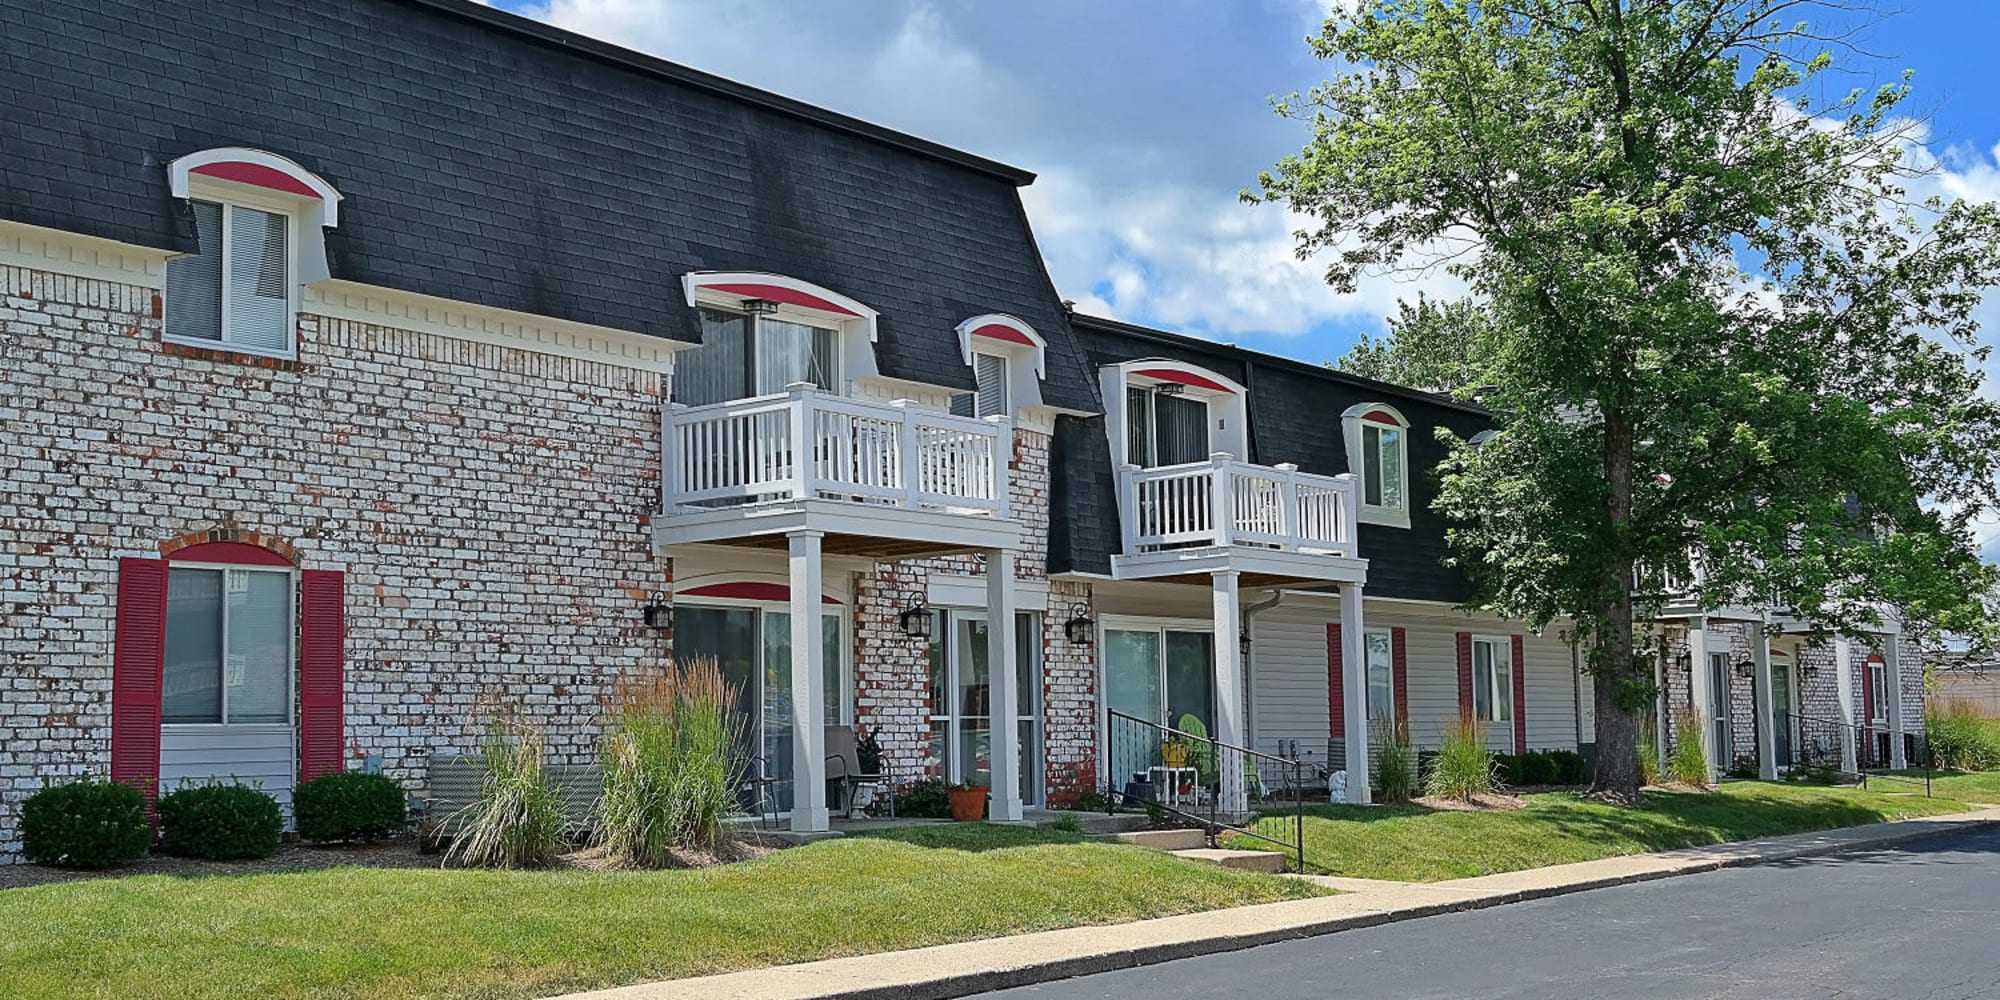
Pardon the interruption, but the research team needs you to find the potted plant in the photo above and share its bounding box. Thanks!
[946,782,986,821]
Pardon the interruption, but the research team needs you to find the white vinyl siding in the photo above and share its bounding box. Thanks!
[164,200,293,354]
[160,725,297,811]
[1245,602,1584,758]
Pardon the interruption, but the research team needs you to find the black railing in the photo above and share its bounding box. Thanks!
[1779,711,1932,796]
[1102,709,1307,871]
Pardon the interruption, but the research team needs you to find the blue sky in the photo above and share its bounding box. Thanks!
[500,0,2000,556]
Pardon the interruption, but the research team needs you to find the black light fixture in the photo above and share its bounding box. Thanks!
[1064,603,1095,645]
[899,604,933,640]
[642,593,673,630]
[740,297,780,316]
[1735,658,1756,678]
[1240,627,1253,661]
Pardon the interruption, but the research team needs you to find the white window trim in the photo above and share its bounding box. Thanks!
[163,181,306,360]
[953,314,1048,415]
[1342,403,1413,529]
[1471,634,1513,725]
[159,561,298,731]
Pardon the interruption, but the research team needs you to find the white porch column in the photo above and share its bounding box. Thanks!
[986,549,1023,822]
[1211,571,1248,815]
[1884,634,1907,769]
[1751,619,1776,780]
[1340,582,1371,805]
[1686,618,1714,780]
[787,530,829,833]
[1834,634,1858,776]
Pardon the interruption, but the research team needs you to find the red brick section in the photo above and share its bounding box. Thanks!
[1327,623,1344,739]
[1512,635,1528,752]
[1456,632,1474,720]
[159,526,299,565]
[111,558,169,809]
[1391,627,1409,726]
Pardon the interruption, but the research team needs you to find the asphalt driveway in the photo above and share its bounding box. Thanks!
[978,827,2000,999]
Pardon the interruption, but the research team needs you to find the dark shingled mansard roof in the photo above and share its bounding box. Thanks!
[0,0,1098,411]
[1051,314,1496,603]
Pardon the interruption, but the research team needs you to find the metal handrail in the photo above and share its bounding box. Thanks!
[1102,709,1307,871]
[1777,709,1931,796]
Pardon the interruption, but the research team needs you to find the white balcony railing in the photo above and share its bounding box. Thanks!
[1118,454,1357,556]
[663,383,1009,518]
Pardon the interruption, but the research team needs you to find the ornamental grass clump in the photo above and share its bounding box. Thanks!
[447,705,568,869]
[1372,718,1418,803]
[1667,710,1711,788]
[1425,715,1497,801]
[1927,699,2000,772]
[594,657,742,867]
[1637,727,1662,786]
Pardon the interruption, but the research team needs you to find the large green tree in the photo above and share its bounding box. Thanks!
[1258,0,2000,799]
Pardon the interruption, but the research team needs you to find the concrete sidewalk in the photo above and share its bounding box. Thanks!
[548,806,2000,1000]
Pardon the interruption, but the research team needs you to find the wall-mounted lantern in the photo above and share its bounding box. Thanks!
[642,594,673,630]
[899,605,933,640]
[1064,604,1095,645]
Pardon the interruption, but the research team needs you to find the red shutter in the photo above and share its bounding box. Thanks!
[1863,655,1877,726]
[1512,635,1528,753]
[1391,627,1409,726]
[298,570,346,782]
[1327,623,1344,739]
[111,558,168,808]
[1455,632,1474,720]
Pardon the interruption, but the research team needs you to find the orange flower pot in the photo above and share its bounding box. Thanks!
[947,786,987,822]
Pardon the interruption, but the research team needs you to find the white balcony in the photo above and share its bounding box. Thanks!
[655,384,1020,555]
[1112,454,1366,584]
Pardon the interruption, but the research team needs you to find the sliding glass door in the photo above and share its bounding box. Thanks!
[928,611,1042,805]
[675,604,843,814]
[1103,624,1214,788]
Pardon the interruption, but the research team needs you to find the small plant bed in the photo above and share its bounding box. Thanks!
[1233,780,1974,882]
[1409,793,1526,812]
[0,828,1318,999]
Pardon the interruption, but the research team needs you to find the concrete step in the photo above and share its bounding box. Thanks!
[1043,811,1149,835]
[1106,827,1209,851]
[1170,847,1289,874]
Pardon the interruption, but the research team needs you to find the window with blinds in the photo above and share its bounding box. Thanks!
[952,352,1012,418]
[671,308,840,406]
[163,199,293,354]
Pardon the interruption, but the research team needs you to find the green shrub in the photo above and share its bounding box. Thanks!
[1492,752,1522,785]
[20,777,150,868]
[1519,750,1559,786]
[893,779,951,818]
[594,658,742,867]
[447,706,568,869]
[1666,711,1711,788]
[156,782,281,860]
[1372,719,1418,803]
[1070,788,1107,813]
[293,771,406,844]
[1050,812,1083,834]
[1425,716,1497,800]
[1546,750,1589,785]
[1928,700,2000,772]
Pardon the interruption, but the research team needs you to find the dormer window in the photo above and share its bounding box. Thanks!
[951,351,1011,418]
[675,273,880,407]
[164,148,341,360]
[1343,404,1412,528]
[1100,359,1248,470]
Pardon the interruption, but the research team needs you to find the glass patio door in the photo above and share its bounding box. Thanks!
[1104,625,1214,789]
[928,611,1042,804]
[1772,664,1793,764]
[674,604,843,814]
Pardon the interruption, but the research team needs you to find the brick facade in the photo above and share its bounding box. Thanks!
[1,264,672,860]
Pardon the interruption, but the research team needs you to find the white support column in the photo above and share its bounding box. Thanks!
[1834,634,1858,776]
[1686,618,1714,780]
[787,530,829,833]
[1340,583,1371,805]
[986,549,1023,822]
[1211,571,1248,816]
[1751,619,1776,780]
[1884,635,1907,769]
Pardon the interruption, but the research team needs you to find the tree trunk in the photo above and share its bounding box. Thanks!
[1589,402,1644,803]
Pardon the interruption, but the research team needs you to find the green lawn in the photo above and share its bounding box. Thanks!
[1906,769,2000,804]
[0,826,1318,1000]
[1235,780,1973,882]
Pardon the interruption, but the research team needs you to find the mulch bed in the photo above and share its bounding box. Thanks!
[1412,793,1529,811]
[0,833,786,891]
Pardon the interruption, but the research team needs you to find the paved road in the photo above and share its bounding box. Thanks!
[979,828,2000,1000]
